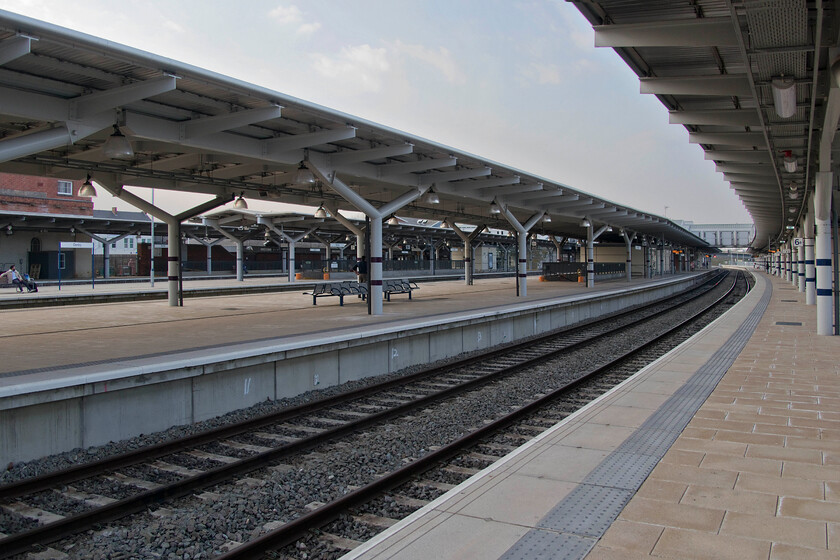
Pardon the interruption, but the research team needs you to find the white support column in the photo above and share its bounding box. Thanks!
[447,220,485,286]
[789,243,796,284]
[185,232,224,276]
[798,227,806,292]
[77,227,137,280]
[551,235,565,262]
[623,230,633,281]
[587,224,594,286]
[259,218,318,283]
[202,219,246,282]
[370,216,384,315]
[805,208,816,304]
[96,179,228,306]
[306,161,425,315]
[165,222,179,305]
[500,208,543,296]
[815,171,833,335]
[288,240,296,281]
[585,223,610,287]
[659,236,665,276]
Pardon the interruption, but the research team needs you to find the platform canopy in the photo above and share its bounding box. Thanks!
[0,10,710,250]
[573,0,833,251]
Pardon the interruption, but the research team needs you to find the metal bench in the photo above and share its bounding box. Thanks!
[303,282,352,306]
[383,278,419,301]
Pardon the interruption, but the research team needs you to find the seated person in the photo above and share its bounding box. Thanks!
[2,265,37,292]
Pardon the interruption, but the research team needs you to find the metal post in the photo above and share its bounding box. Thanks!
[816,171,832,334]
[150,188,155,287]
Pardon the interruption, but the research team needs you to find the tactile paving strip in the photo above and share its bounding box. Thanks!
[499,279,772,560]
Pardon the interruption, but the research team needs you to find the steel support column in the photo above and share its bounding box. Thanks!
[815,171,833,334]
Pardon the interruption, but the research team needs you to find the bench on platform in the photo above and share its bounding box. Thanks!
[383,278,419,301]
[303,281,367,306]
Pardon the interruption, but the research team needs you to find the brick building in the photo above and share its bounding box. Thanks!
[0,172,92,215]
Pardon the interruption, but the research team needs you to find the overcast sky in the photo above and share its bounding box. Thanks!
[5,1,752,224]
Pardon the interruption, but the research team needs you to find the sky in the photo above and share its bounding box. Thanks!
[3,0,753,224]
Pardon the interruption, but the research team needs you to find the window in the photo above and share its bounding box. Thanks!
[123,238,135,249]
[57,180,73,196]
[30,238,41,253]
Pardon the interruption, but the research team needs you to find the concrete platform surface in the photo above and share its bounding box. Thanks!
[0,274,675,380]
[343,271,839,560]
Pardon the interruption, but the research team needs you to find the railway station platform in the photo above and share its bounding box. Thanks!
[344,270,840,560]
[0,271,710,466]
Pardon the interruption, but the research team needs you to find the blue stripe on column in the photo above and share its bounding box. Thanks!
[806,278,816,283]
[816,259,832,266]
[805,260,814,265]
[817,288,832,296]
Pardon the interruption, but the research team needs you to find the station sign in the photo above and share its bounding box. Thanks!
[59,242,93,249]
[792,238,804,247]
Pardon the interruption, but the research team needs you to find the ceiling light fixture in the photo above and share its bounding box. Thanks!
[314,203,327,218]
[424,187,440,204]
[386,215,400,225]
[543,214,552,223]
[234,192,248,209]
[783,151,797,173]
[489,200,501,214]
[102,124,134,159]
[580,219,591,228]
[78,174,97,197]
[295,162,315,184]
[771,76,797,118]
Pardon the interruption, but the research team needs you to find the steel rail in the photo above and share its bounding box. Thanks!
[0,272,730,557]
[0,272,725,502]
[215,272,742,560]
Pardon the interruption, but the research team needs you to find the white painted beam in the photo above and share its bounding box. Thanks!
[715,163,775,174]
[329,143,413,166]
[377,157,457,176]
[689,132,767,147]
[640,75,752,97]
[594,18,737,48]
[181,106,282,139]
[73,76,178,119]
[418,167,491,185]
[669,109,761,126]
[264,127,356,153]
[704,150,772,163]
[0,36,31,66]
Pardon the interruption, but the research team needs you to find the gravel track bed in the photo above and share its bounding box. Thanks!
[2,276,742,559]
[195,441,257,459]
[70,478,141,501]
[117,465,185,485]
[19,490,94,517]
[0,509,38,535]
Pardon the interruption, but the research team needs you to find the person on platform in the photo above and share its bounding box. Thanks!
[351,256,368,284]
[2,264,37,292]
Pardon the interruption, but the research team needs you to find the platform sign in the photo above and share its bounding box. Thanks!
[792,238,804,247]
[58,242,95,290]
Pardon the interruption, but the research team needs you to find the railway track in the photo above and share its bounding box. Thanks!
[0,270,746,559]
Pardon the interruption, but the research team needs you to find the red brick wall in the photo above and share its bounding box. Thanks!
[0,172,94,215]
